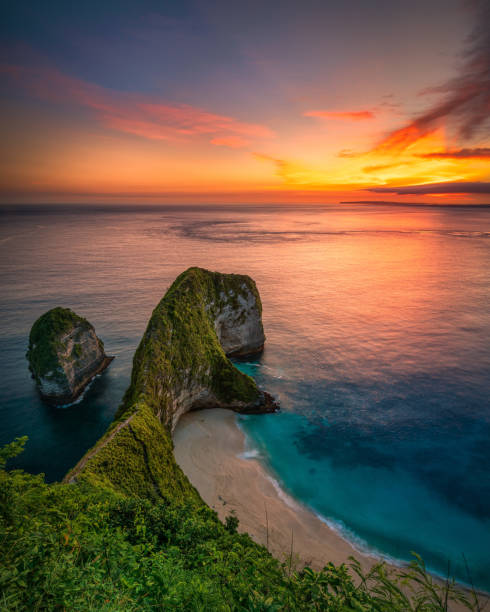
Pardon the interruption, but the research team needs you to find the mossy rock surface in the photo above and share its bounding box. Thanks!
[5,270,476,610]
[119,266,273,429]
[27,307,112,405]
[66,267,277,499]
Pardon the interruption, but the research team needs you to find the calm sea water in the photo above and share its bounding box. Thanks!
[1,203,489,590]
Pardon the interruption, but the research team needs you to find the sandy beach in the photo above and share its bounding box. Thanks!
[174,408,380,573]
[174,408,484,611]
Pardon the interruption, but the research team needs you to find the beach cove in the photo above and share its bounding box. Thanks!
[174,408,376,572]
[174,408,485,611]
[2,204,490,594]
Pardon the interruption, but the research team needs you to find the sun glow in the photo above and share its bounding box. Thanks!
[255,128,487,199]
[1,0,489,204]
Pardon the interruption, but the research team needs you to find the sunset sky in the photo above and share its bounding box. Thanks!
[1,0,489,205]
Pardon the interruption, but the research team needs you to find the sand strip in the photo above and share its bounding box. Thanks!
[173,408,484,611]
[174,408,379,573]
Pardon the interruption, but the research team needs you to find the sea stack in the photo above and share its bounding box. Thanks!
[27,307,113,405]
[212,273,266,357]
[65,267,278,491]
[129,267,276,432]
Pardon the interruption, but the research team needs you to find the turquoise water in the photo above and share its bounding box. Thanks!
[236,363,490,589]
[1,203,489,590]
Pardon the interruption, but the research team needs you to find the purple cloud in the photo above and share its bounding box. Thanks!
[374,0,490,152]
[368,182,490,195]
[418,147,490,159]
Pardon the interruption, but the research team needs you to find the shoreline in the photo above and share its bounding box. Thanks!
[234,419,404,569]
[174,408,389,574]
[173,408,485,610]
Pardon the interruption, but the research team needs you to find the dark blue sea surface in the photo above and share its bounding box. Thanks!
[0,203,489,589]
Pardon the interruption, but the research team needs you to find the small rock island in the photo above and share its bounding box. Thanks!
[27,307,113,405]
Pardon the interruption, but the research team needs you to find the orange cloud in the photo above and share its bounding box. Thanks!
[254,125,488,197]
[253,153,315,185]
[362,163,404,173]
[337,149,360,158]
[374,123,431,154]
[418,147,490,159]
[1,63,274,144]
[373,2,489,155]
[304,110,375,121]
[210,136,250,148]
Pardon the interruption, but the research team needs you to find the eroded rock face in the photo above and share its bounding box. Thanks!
[213,283,265,357]
[64,268,278,492]
[117,267,277,432]
[27,307,113,405]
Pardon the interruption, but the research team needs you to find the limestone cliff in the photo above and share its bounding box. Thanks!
[213,279,265,357]
[64,268,277,496]
[27,307,113,405]
[118,266,275,431]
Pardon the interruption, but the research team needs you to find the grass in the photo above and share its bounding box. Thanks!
[3,268,486,610]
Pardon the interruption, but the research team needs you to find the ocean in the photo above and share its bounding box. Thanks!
[1,203,489,590]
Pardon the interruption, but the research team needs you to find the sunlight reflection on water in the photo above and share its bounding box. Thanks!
[1,203,489,588]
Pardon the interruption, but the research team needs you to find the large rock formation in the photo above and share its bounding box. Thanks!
[65,267,278,493]
[120,267,276,432]
[213,282,265,357]
[27,307,113,405]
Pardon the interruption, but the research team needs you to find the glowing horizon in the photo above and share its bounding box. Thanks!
[1,0,489,205]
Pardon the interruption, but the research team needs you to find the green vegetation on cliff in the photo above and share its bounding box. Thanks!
[1,439,479,611]
[118,266,265,426]
[27,307,92,385]
[1,269,481,610]
[66,268,272,498]
[69,404,199,503]
[27,306,111,404]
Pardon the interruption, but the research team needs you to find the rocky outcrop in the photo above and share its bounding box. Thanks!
[65,268,278,492]
[213,284,265,357]
[120,267,277,432]
[27,307,113,405]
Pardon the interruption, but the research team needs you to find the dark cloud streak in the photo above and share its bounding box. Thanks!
[418,147,490,159]
[375,0,489,151]
[368,182,490,195]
